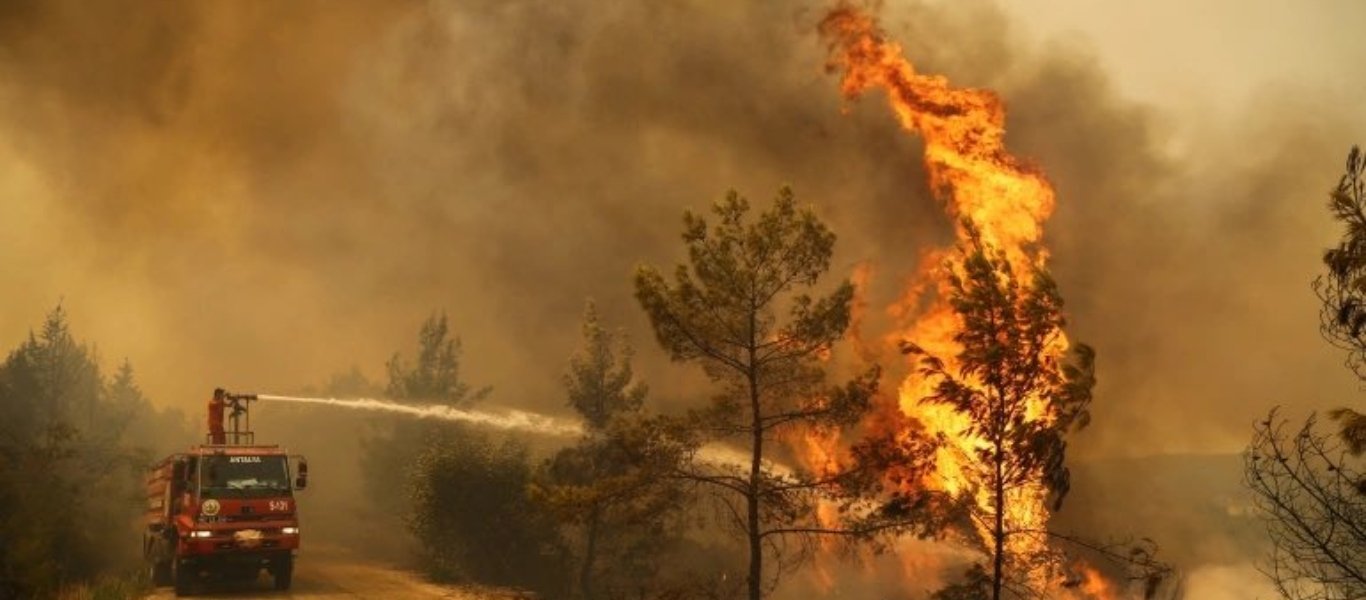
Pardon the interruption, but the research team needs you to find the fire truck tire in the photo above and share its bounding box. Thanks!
[172,559,194,596]
[272,556,293,591]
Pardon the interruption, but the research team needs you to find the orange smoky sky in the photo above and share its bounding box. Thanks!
[1,0,1363,460]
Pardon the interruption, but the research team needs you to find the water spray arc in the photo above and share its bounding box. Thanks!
[255,394,586,437]
[255,394,769,472]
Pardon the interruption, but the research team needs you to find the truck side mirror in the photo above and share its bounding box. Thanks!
[294,458,308,490]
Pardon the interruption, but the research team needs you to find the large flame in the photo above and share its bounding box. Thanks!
[812,5,1116,598]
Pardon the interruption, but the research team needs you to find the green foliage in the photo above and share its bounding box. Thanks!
[0,306,191,599]
[361,312,491,535]
[563,303,646,430]
[634,188,852,385]
[373,312,570,593]
[634,188,885,600]
[903,226,1094,599]
[408,432,569,593]
[533,302,687,599]
[386,313,489,405]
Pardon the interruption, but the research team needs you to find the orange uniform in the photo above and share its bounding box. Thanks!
[208,388,226,445]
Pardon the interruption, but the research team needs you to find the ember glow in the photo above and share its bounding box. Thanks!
[817,5,1113,597]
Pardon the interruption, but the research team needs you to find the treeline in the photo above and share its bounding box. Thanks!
[368,308,725,597]
[0,188,1157,600]
[354,190,1157,600]
[1,152,1358,600]
[356,191,888,598]
[354,191,872,598]
[0,307,193,599]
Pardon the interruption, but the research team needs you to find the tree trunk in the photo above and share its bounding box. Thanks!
[580,504,601,600]
[748,424,762,600]
[747,305,763,600]
[992,447,1005,600]
[992,389,1006,600]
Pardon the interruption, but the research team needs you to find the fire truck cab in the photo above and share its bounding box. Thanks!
[144,389,308,595]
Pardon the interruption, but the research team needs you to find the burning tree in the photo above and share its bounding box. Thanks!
[1244,146,1366,599]
[634,188,886,600]
[817,6,1172,598]
[904,226,1095,599]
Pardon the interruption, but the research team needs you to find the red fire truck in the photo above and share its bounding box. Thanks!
[144,389,308,595]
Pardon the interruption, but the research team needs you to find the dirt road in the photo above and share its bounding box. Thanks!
[143,548,527,600]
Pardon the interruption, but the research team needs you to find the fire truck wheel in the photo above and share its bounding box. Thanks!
[272,555,293,591]
[171,559,194,596]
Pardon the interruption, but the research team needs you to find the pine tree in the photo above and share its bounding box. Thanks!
[0,306,191,596]
[634,187,882,600]
[362,313,491,523]
[905,227,1094,599]
[534,302,684,599]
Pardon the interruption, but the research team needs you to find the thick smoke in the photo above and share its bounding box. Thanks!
[0,0,945,417]
[1,0,1363,591]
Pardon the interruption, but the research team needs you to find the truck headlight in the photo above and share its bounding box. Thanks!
[281,527,299,535]
[190,530,212,538]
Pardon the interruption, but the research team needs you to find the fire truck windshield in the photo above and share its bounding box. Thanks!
[199,455,290,498]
